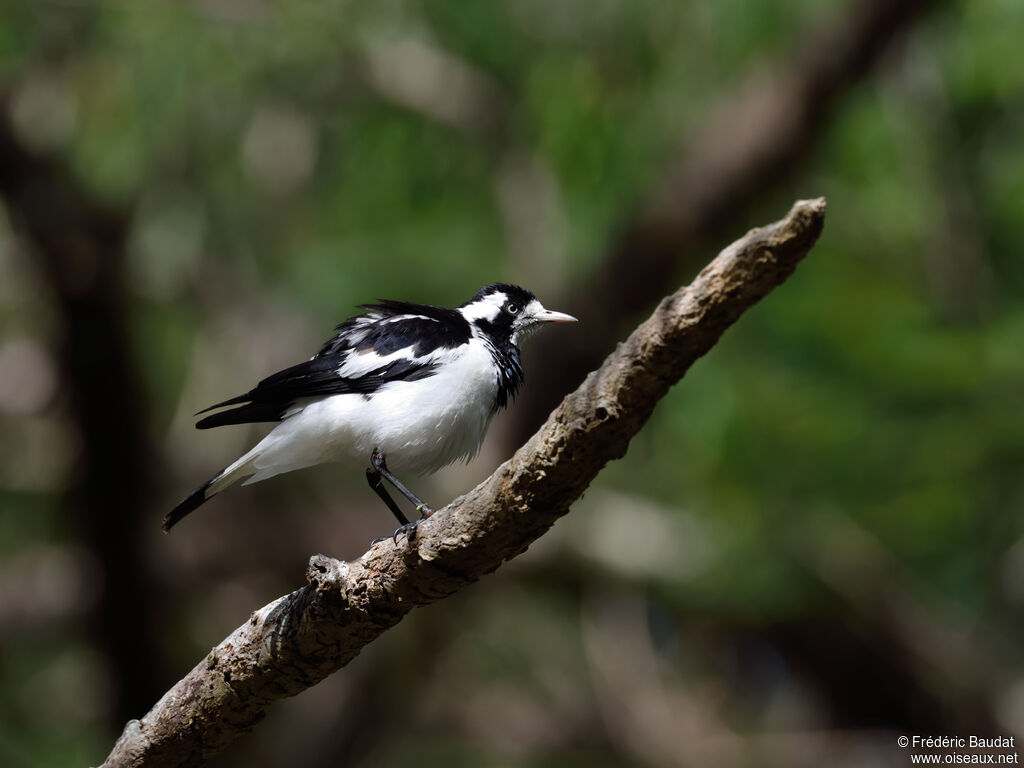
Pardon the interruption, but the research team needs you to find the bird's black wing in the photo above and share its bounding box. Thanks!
[194,355,440,429]
[195,306,471,430]
[315,300,471,358]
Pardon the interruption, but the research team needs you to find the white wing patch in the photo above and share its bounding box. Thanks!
[334,342,459,379]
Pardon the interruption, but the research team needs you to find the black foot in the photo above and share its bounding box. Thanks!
[371,520,420,546]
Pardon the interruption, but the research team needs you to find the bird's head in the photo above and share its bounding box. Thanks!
[460,283,577,346]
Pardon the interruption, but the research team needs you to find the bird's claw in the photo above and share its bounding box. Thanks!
[371,520,420,547]
[391,520,419,544]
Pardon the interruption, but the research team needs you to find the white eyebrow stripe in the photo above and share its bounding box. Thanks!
[459,292,506,322]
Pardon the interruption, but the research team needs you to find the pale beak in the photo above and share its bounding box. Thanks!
[533,308,578,323]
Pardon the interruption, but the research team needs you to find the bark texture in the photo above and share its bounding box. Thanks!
[100,198,826,768]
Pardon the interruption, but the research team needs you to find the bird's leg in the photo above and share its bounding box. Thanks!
[367,468,415,546]
[365,467,410,526]
[370,450,434,518]
[367,449,434,544]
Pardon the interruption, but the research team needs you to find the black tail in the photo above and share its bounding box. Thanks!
[196,402,284,429]
[163,475,217,531]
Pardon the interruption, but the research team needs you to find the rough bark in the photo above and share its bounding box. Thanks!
[100,198,826,768]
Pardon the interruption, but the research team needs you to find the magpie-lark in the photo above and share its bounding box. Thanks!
[163,284,576,538]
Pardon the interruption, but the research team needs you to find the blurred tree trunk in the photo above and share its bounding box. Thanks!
[0,106,165,730]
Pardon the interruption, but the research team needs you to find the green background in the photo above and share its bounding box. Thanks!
[1,1,1022,766]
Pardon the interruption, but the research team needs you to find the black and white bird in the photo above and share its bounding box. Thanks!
[163,284,576,537]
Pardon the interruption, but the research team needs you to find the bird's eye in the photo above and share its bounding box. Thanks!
[506,303,521,315]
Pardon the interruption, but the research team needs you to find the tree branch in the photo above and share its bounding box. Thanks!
[100,198,826,768]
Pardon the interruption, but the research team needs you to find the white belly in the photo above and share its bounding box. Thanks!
[243,343,499,479]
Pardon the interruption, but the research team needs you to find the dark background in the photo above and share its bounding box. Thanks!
[1,1,1022,766]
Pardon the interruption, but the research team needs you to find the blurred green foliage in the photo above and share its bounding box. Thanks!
[1,0,1023,766]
